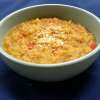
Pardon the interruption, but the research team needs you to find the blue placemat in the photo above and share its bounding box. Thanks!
[0,0,100,100]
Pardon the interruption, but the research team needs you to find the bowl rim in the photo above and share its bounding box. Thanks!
[0,4,100,68]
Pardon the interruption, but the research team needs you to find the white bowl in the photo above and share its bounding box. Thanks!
[0,4,100,81]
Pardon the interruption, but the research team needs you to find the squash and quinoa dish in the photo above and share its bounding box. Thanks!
[3,18,96,64]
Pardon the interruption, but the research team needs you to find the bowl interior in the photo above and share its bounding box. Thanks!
[0,4,100,48]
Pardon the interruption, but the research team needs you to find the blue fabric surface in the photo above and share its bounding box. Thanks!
[0,0,100,100]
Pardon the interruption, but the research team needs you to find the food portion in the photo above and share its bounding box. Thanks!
[3,18,96,64]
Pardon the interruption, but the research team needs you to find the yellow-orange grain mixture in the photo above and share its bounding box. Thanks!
[3,18,96,64]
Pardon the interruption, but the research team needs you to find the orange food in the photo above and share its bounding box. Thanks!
[88,40,96,49]
[3,18,96,64]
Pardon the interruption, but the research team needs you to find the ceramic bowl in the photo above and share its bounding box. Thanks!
[0,4,100,81]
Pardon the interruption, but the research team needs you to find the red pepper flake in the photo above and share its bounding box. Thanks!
[88,40,96,49]
[52,46,62,55]
[27,42,35,50]
[52,47,57,55]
